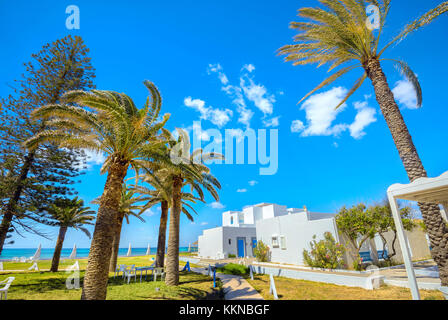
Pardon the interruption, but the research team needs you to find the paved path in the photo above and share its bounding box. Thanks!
[191,267,263,300]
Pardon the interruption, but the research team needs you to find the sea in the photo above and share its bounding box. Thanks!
[0,247,192,261]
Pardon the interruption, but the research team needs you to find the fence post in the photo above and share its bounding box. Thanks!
[249,265,254,280]
[269,274,278,300]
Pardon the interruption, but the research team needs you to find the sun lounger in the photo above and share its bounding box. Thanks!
[153,267,165,281]
[0,277,15,300]
[124,264,136,284]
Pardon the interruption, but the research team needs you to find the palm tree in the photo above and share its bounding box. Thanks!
[41,197,95,272]
[154,129,222,286]
[132,169,204,268]
[92,183,146,272]
[25,81,170,299]
[279,0,448,285]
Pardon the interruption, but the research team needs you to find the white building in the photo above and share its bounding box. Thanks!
[197,203,337,261]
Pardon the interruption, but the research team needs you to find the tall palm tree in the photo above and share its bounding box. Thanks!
[41,197,95,272]
[279,0,448,285]
[25,81,170,299]
[92,183,146,272]
[154,129,222,286]
[132,169,204,268]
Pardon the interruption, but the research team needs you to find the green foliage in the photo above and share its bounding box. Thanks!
[0,35,95,247]
[38,197,95,238]
[279,1,448,109]
[228,254,236,258]
[303,232,346,269]
[253,240,270,262]
[217,263,249,276]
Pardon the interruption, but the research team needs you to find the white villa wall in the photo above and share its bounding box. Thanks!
[256,212,339,266]
[198,227,223,259]
[221,227,257,258]
[222,211,240,227]
[198,226,256,259]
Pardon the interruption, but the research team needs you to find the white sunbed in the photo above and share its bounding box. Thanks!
[114,264,128,279]
[0,277,15,300]
[153,267,165,282]
[124,264,137,284]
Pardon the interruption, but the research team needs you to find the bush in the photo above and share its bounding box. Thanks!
[228,254,236,258]
[217,263,249,275]
[253,241,270,262]
[303,232,346,269]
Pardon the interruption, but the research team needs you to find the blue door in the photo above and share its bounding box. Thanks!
[237,238,245,258]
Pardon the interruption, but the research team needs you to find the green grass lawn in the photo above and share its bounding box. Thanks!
[1,255,199,271]
[0,256,217,300]
[217,263,249,276]
[246,274,444,300]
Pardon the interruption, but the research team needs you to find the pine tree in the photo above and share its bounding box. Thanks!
[0,35,95,253]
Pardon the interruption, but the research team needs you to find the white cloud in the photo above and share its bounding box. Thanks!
[240,75,275,115]
[142,206,161,217]
[293,87,377,139]
[348,101,377,139]
[83,149,106,169]
[392,79,419,109]
[207,63,279,128]
[248,180,258,186]
[210,108,233,127]
[300,87,348,137]
[200,222,209,226]
[237,188,247,193]
[184,96,233,128]
[291,120,305,133]
[208,202,225,209]
[184,97,209,119]
[242,64,256,73]
[263,116,280,128]
[207,63,229,85]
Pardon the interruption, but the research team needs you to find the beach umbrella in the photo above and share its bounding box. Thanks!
[145,244,151,256]
[126,243,132,257]
[30,244,41,261]
[69,244,77,259]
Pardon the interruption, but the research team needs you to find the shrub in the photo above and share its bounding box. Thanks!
[217,263,249,275]
[253,241,270,262]
[303,232,346,269]
[228,254,236,258]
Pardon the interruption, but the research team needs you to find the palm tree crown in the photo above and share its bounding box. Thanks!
[43,197,95,238]
[25,80,170,175]
[279,0,448,108]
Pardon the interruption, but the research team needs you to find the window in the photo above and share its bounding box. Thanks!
[230,217,233,225]
[280,236,286,250]
[229,239,231,245]
[271,235,279,248]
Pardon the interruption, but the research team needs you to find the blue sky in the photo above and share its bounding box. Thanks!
[1,0,448,249]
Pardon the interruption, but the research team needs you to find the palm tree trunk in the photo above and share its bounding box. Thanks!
[156,201,169,268]
[81,156,128,300]
[165,176,183,286]
[109,215,124,272]
[365,57,448,285]
[0,151,35,254]
[50,226,68,272]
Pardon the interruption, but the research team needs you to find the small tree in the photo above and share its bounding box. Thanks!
[336,203,376,270]
[253,240,270,262]
[303,232,346,269]
[369,200,416,264]
[39,197,95,272]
